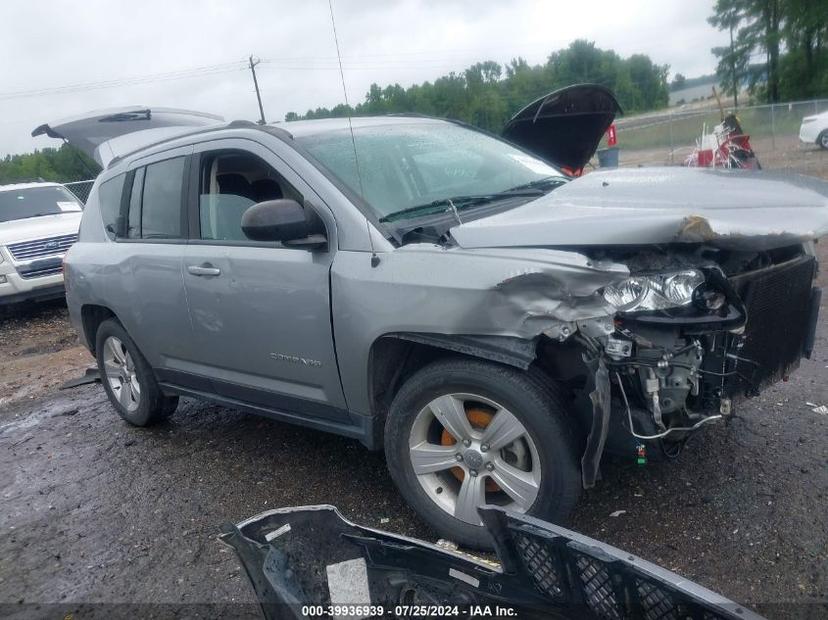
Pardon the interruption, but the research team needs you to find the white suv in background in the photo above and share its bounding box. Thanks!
[0,182,83,306]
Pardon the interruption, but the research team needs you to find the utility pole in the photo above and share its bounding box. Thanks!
[248,55,266,125]
[729,24,738,110]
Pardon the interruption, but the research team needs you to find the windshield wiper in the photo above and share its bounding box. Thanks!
[379,189,543,223]
[506,175,569,192]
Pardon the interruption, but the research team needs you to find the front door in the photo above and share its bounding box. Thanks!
[181,139,347,419]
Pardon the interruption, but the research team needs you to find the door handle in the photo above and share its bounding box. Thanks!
[187,264,221,277]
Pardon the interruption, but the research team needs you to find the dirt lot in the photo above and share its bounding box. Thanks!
[2,171,828,618]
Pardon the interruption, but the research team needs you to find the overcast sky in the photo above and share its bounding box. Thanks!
[0,0,727,157]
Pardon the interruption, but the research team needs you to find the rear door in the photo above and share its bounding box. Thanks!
[181,138,347,419]
[114,146,201,385]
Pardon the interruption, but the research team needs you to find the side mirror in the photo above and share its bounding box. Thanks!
[241,199,326,249]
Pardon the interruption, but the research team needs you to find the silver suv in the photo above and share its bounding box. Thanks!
[40,96,827,548]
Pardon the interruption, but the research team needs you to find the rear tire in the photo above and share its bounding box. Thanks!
[384,358,580,549]
[819,130,828,150]
[95,319,178,427]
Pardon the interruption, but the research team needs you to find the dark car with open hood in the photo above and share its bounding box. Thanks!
[37,85,827,550]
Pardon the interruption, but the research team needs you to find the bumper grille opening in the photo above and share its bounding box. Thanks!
[16,257,64,280]
[19,266,63,280]
[514,533,564,599]
[575,554,622,620]
[507,523,738,619]
[637,578,683,620]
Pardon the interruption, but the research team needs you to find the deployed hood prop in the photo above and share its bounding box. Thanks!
[32,106,224,167]
[502,84,622,173]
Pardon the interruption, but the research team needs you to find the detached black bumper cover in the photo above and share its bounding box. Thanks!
[220,505,763,620]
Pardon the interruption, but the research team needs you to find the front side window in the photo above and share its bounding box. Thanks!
[0,186,82,223]
[138,157,185,239]
[296,122,561,221]
[197,151,301,242]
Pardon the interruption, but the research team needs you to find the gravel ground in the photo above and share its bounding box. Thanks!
[0,300,89,408]
[1,222,827,619]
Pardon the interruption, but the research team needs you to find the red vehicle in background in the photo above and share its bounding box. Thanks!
[685,113,761,169]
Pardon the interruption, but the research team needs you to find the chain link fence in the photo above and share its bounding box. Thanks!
[608,98,828,178]
[63,179,95,204]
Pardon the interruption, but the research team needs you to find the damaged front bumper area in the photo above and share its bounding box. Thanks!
[566,251,821,485]
[220,504,763,619]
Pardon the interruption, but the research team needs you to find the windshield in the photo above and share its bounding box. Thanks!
[0,186,82,223]
[296,121,562,220]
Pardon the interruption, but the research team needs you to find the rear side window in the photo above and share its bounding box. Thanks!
[141,158,185,239]
[125,157,185,240]
[98,174,125,240]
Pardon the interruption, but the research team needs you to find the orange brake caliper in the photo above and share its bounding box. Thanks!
[441,407,501,491]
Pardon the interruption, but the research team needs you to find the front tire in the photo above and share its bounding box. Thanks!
[384,358,580,549]
[95,319,178,427]
[819,130,828,150]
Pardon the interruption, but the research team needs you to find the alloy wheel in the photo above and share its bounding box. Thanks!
[102,336,141,412]
[408,393,541,525]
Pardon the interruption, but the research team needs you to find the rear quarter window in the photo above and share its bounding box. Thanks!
[127,168,144,239]
[98,174,126,240]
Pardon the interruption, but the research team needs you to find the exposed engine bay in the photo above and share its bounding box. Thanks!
[542,243,821,483]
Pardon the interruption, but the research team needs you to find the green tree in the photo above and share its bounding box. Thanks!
[780,0,828,98]
[0,144,99,185]
[710,0,752,104]
[284,41,670,131]
[709,0,828,102]
[671,73,687,90]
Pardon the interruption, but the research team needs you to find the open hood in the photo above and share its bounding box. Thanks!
[502,84,622,172]
[450,167,828,251]
[32,106,224,167]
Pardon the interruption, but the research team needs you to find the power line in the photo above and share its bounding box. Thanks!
[254,42,565,62]
[0,46,560,102]
[0,61,247,102]
[258,62,475,72]
[0,46,686,104]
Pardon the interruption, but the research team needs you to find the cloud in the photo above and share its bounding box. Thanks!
[0,0,727,157]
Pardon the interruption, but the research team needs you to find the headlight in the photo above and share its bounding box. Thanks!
[603,269,705,312]
[0,249,5,265]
